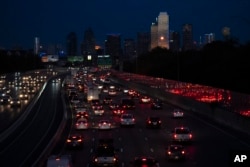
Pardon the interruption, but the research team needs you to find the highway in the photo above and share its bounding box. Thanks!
[0,76,68,166]
[0,69,250,167]
[44,76,250,167]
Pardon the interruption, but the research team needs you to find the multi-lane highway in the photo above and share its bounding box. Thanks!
[1,68,250,167]
[0,73,70,167]
[45,73,250,167]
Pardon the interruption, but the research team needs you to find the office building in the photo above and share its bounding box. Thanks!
[137,32,150,56]
[105,33,123,69]
[169,31,180,52]
[182,24,194,51]
[150,12,170,50]
[123,38,136,60]
[66,32,78,56]
[204,33,215,45]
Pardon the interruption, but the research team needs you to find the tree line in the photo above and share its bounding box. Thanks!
[123,40,250,94]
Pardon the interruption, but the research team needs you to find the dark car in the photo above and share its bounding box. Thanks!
[151,99,163,109]
[103,97,112,105]
[146,116,162,128]
[130,156,160,167]
[166,144,186,161]
[112,107,125,116]
[0,95,12,105]
[66,134,84,149]
[121,98,135,110]
[10,97,21,107]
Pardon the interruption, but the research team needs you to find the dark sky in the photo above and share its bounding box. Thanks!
[1,0,250,50]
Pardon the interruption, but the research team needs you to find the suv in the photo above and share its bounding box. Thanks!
[91,140,119,167]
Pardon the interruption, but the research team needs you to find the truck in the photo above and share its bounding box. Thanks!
[87,86,100,102]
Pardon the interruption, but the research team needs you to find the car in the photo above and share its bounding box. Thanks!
[108,89,117,96]
[10,97,21,107]
[98,120,112,130]
[18,92,29,100]
[0,94,12,105]
[120,114,135,127]
[151,99,163,109]
[112,107,125,116]
[103,97,112,104]
[75,105,88,112]
[139,95,151,103]
[146,116,162,128]
[75,111,89,120]
[109,102,120,110]
[173,109,184,118]
[130,156,160,167]
[92,104,105,115]
[166,144,186,161]
[66,134,84,149]
[120,98,135,110]
[172,127,192,143]
[91,143,119,167]
[130,91,140,99]
[47,155,73,167]
[75,118,89,130]
[71,95,80,105]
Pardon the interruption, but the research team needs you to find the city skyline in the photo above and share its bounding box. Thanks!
[1,0,250,50]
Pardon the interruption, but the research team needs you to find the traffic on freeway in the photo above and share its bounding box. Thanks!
[0,67,250,167]
[43,67,250,167]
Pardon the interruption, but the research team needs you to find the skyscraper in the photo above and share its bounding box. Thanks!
[204,33,215,45]
[137,32,150,56]
[182,24,193,51]
[150,12,170,50]
[105,34,122,69]
[124,38,136,60]
[81,28,96,56]
[66,32,77,56]
[169,31,180,52]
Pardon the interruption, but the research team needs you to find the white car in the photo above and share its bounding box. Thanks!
[139,96,151,103]
[173,109,184,118]
[75,118,89,130]
[120,114,135,127]
[108,89,117,96]
[172,127,192,142]
[98,120,112,130]
[93,105,105,115]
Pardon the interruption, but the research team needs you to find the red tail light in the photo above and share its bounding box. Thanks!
[189,134,192,138]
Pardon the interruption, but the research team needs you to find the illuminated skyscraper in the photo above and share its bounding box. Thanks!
[150,12,169,50]
[204,33,215,45]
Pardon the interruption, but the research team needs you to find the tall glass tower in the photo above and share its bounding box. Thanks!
[150,12,169,50]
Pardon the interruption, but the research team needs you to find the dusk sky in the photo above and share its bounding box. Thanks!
[1,0,250,50]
